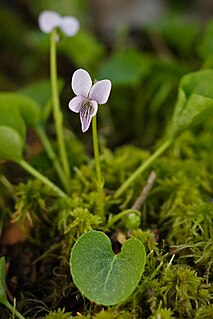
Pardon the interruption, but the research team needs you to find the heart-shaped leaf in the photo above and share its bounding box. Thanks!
[170,69,213,138]
[0,98,26,140]
[0,126,24,161]
[0,92,40,129]
[70,230,146,306]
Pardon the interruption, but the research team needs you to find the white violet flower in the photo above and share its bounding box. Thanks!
[68,69,112,132]
[38,10,79,36]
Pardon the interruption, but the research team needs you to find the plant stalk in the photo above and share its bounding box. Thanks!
[36,126,70,193]
[17,159,69,201]
[92,115,104,217]
[50,30,70,179]
[114,139,172,199]
[3,301,26,319]
[107,209,141,228]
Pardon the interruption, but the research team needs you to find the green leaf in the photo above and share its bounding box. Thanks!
[0,92,39,130]
[170,69,213,138]
[70,230,146,306]
[97,50,151,86]
[0,257,8,305]
[0,126,24,161]
[0,97,26,140]
[199,20,213,59]
[160,18,199,56]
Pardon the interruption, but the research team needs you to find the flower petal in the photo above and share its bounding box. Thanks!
[38,10,61,34]
[80,100,98,132]
[60,16,80,37]
[90,100,98,117]
[72,69,92,98]
[68,96,86,113]
[89,80,112,104]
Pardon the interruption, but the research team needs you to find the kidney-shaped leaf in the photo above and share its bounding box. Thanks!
[0,92,40,129]
[0,126,24,161]
[0,100,26,141]
[170,69,213,138]
[70,230,146,306]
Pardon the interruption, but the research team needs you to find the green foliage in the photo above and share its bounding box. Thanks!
[93,308,135,319]
[0,92,41,129]
[59,29,104,72]
[149,307,174,319]
[199,19,213,59]
[159,178,213,242]
[160,265,209,317]
[0,126,24,161]
[61,207,103,237]
[195,305,213,319]
[150,16,200,56]
[70,230,146,305]
[0,96,26,140]
[131,229,159,255]
[45,308,72,319]
[1,3,213,318]
[0,93,30,161]
[102,145,149,191]
[45,308,135,319]
[0,257,8,306]
[98,50,151,86]
[12,180,50,226]
[102,54,186,146]
[19,78,64,124]
[170,69,213,138]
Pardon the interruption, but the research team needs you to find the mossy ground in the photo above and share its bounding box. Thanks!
[1,118,213,318]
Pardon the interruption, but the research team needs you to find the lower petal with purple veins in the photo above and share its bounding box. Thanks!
[80,101,97,132]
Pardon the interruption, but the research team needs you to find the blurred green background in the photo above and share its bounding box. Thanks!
[1,0,213,148]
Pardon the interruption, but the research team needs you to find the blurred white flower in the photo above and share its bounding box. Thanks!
[68,69,112,132]
[38,10,80,36]
[60,16,80,36]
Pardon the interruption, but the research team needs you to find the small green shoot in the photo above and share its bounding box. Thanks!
[0,257,26,319]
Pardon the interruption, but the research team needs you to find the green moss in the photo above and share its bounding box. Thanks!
[149,308,174,319]
[44,308,73,319]
[59,207,103,238]
[195,305,213,319]
[159,265,210,317]
[12,179,50,226]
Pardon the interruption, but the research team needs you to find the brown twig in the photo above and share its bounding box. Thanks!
[131,171,157,210]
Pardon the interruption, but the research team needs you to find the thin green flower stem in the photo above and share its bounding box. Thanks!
[107,209,141,228]
[50,30,70,179]
[17,159,69,201]
[114,139,173,199]
[92,115,104,217]
[3,301,26,319]
[36,126,70,193]
[0,175,15,197]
